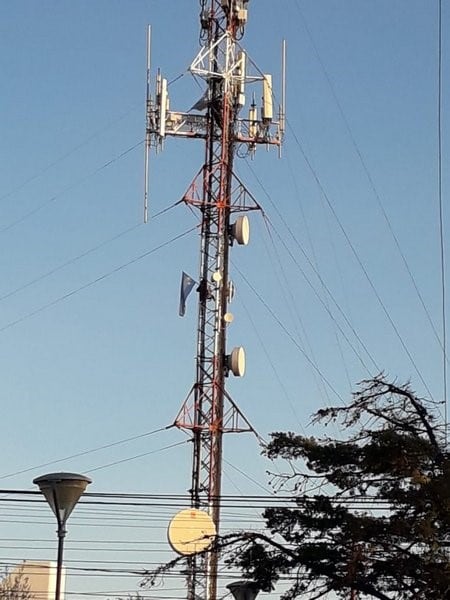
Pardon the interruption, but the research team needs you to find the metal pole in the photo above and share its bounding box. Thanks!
[55,526,66,600]
[144,25,152,224]
[53,485,66,600]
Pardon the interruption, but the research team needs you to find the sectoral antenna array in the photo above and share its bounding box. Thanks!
[143,2,285,600]
[144,4,286,221]
[147,50,284,148]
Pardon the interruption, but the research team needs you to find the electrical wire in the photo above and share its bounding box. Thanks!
[85,440,189,474]
[292,0,446,357]
[0,198,183,305]
[286,121,435,400]
[0,426,172,481]
[243,159,380,375]
[285,154,354,395]
[0,225,197,334]
[232,262,344,404]
[0,224,141,303]
[260,212,377,376]
[0,140,143,236]
[437,0,448,445]
[0,491,391,513]
[0,104,140,204]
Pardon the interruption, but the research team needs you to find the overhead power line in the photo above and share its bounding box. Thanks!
[287,121,434,400]
[261,211,379,375]
[0,104,140,203]
[0,426,172,481]
[0,225,197,334]
[437,0,448,445]
[292,0,445,355]
[0,140,143,236]
[0,223,141,303]
[0,197,182,306]
[243,159,380,375]
[85,440,190,474]
[232,262,344,404]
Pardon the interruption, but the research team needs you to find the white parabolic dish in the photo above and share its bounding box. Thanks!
[168,509,216,556]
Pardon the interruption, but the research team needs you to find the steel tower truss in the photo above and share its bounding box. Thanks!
[145,2,284,599]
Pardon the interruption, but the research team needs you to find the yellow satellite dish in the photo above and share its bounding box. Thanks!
[167,509,216,556]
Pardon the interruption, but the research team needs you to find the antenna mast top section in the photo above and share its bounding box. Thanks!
[199,0,250,37]
[143,0,285,215]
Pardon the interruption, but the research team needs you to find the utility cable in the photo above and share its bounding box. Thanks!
[0,104,140,204]
[437,0,448,445]
[0,426,172,481]
[287,121,434,400]
[258,215,334,411]
[0,495,376,507]
[285,154,353,394]
[241,226,343,441]
[0,224,141,303]
[232,263,344,404]
[243,159,379,375]
[263,218,350,424]
[0,140,143,236]
[168,72,187,86]
[292,0,446,358]
[261,211,376,376]
[223,459,271,495]
[239,296,306,434]
[221,470,266,523]
[0,198,183,304]
[0,225,197,334]
[245,62,433,397]
[85,440,190,474]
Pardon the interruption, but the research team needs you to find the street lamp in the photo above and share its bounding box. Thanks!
[227,581,260,600]
[33,472,92,600]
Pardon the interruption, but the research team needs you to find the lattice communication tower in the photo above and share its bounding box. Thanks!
[144,2,285,600]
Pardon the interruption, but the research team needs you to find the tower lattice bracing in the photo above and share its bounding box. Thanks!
[145,2,284,599]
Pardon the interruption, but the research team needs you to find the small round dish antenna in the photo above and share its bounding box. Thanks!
[232,216,250,245]
[229,346,246,377]
[168,509,216,556]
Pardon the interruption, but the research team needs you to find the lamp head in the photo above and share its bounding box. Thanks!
[227,581,260,600]
[33,472,91,526]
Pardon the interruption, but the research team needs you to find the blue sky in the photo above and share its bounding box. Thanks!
[0,1,448,598]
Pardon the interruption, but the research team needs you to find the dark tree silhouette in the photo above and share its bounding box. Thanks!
[220,376,449,599]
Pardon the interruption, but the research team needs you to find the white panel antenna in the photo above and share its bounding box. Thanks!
[249,96,257,139]
[280,39,286,140]
[262,74,273,121]
[236,50,246,107]
[159,77,168,138]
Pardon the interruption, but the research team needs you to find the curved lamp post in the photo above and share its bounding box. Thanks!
[33,473,92,600]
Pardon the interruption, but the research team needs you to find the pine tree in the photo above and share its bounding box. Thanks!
[223,376,449,599]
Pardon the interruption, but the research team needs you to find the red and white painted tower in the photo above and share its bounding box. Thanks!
[145,3,285,599]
